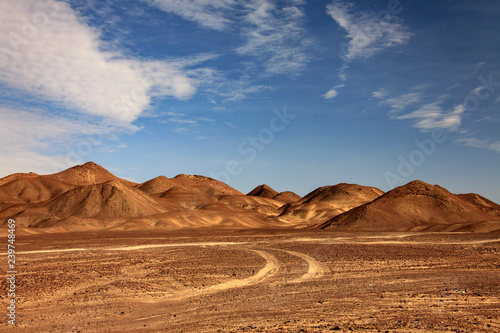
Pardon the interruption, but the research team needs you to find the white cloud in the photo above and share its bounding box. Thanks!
[197,117,215,122]
[327,0,413,61]
[169,118,198,125]
[445,82,461,91]
[470,86,487,95]
[144,0,237,31]
[372,88,388,99]
[236,0,311,75]
[489,142,500,153]
[0,106,132,176]
[377,92,422,113]
[323,89,338,99]
[213,106,228,112]
[0,0,202,125]
[455,136,488,148]
[218,83,270,102]
[324,84,344,99]
[396,103,465,130]
[455,136,500,154]
[146,0,310,76]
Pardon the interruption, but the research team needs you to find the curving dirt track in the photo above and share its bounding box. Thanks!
[1,230,500,332]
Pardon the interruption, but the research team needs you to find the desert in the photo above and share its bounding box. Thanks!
[2,1,500,332]
[1,162,500,332]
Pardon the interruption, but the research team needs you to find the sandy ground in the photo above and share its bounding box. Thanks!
[1,229,500,332]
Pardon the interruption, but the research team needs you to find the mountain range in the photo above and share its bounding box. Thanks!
[1,162,499,232]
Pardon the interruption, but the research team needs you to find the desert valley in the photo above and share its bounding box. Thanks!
[1,162,500,332]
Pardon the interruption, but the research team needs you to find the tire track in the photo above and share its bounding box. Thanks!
[278,249,327,282]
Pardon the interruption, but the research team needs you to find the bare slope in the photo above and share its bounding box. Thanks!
[46,180,168,219]
[0,176,74,203]
[280,183,384,224]
[320,180,500,231]
[46,161,137,186]
[247,184,302,204]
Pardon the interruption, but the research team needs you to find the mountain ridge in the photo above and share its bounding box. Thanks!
[0,162,499,232]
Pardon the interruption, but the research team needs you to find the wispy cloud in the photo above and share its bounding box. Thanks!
[236,0,311,75]
[375,92,422,113]
[327,0,413,61]
[372,88,388,99]
[216,82,270,102]
[0,0,209,125]
[396,103,465,131]
[323,84,344,99]
[147,0,311,77]
[456,136,500,153]
[144,0,237,31]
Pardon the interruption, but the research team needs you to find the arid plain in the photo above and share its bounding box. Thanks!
[1,230,500,332]
[1,162,500,332]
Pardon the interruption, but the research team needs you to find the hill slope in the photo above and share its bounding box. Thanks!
[280,183,384,224]
[247,184,302,204]
[1,163,499,232]
[320,180,499,232]
[46,162,136,186]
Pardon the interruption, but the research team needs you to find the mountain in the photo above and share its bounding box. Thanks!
[247,184,302,204]
[248,184,280,199]
[172,174,243,197]
[216,194,284,216]
[279,183,384,224]
[0,162,283,231]
[320,180,500,232]
[46,161,136,186]
[0,163,499,232]
[46,180,168,219]
[458,193,500,217]
[137,176,178,195]
[273,191,302,203]
[0,176,75,203]
[0,172,39,187]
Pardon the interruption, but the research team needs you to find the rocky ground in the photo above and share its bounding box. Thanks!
[1,229,499,332]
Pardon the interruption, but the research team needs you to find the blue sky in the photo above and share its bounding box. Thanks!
[0,0,499,202]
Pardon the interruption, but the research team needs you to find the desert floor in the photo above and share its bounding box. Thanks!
[1,229,499,332]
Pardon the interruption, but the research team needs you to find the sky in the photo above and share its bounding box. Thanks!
[0,0,499,202]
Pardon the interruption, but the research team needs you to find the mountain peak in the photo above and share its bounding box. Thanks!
[46,162,136,187]
[247,184,279,199]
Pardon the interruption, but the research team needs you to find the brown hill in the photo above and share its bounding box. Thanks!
[0,172,39,186]
[172,174,243,197]
[216,195,284,216]
[280,183,384,224]
[248,184,280,199]
[273,191,302,203]
[320,180,500,232]
[137,176,177,195]
[458,193,500,217]
[1,162,498,232]
[247,184,302,204]
[46,180,167,219]
[46,162,137,186]
[0,176,75,203]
